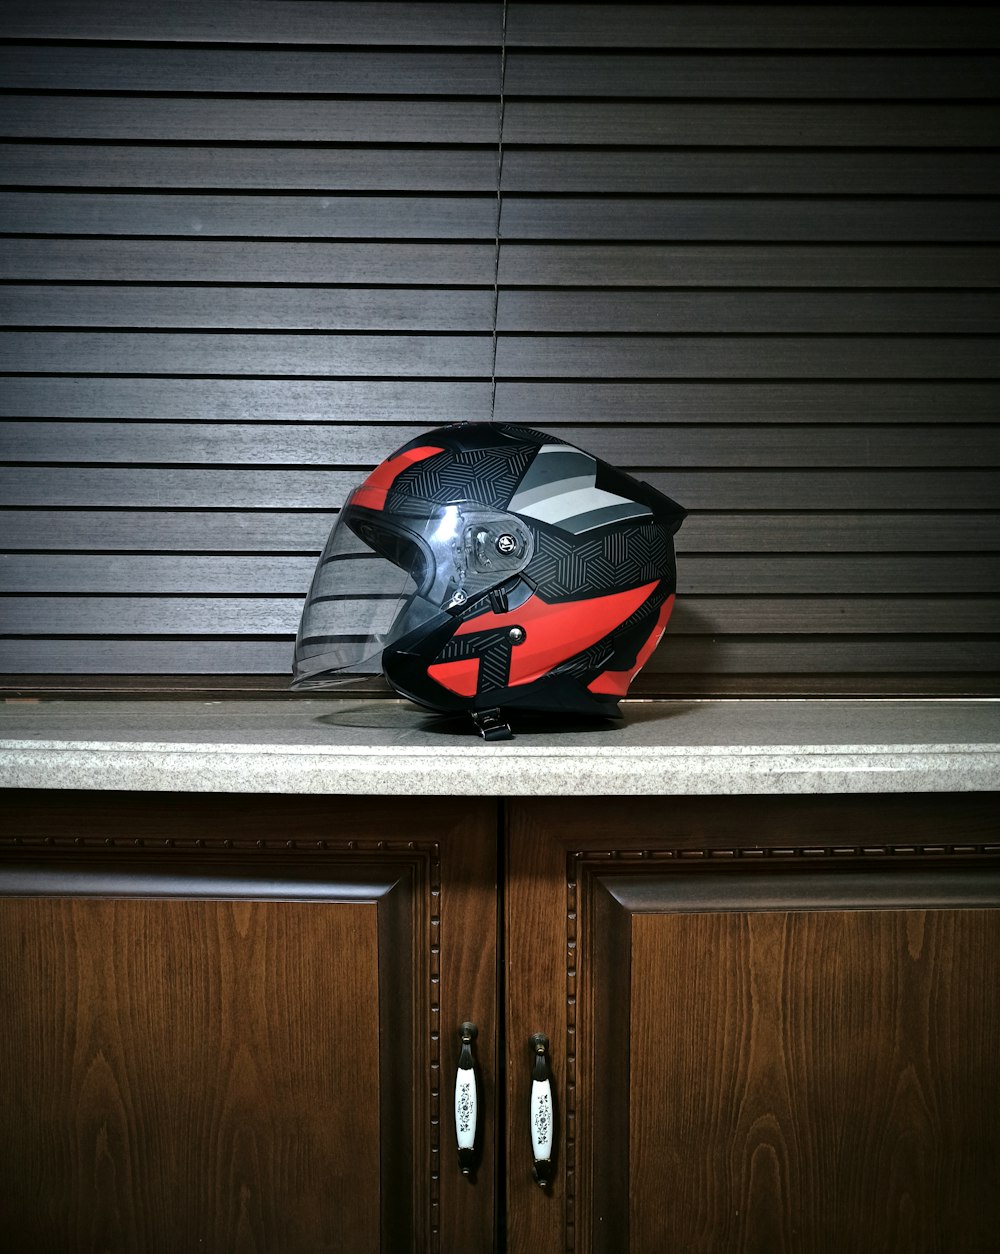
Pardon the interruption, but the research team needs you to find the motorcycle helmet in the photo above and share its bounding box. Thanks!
[292,423,685,739]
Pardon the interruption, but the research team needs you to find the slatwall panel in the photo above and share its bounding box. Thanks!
[1,2,999,695]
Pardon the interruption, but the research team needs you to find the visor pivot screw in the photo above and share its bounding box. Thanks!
[508,626,526,645]
[496,534,517,555]
[450,590,467,607]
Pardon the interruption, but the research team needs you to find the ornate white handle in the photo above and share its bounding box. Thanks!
[455,1022,478,1174]
[529,1033,554,1186]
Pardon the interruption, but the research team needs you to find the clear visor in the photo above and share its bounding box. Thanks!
[292,490,534,689]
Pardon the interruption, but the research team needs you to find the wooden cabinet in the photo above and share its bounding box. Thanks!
[0,792,497,1254]
[2,791,999,1252]
[506,796,1000,1254]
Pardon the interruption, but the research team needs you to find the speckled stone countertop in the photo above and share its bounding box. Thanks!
[1,698,998,796]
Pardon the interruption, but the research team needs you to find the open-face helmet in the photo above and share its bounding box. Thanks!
[292,423,685,738]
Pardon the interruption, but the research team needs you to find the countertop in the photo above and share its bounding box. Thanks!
[1,697,998,796]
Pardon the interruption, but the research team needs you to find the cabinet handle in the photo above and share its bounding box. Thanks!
[455,1022,479,1175]
[529,1032,555,1187]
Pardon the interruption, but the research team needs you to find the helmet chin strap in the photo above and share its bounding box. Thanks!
[471,708,513,742]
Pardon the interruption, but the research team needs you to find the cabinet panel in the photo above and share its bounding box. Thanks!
[626,902,1000,1253]
[507,795,1000,1254]
[1,895,383,1253]
[0,792,498,1254]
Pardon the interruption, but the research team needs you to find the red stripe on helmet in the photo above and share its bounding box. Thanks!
[587,594,675,697]
[453,580,659,690]
[352,445,443,512]
[427,656,480,697]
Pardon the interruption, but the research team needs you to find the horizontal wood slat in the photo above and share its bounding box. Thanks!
[4,287,996,335]
[0,194,500,241]
[4,194,998,242]
[505,53,1000,99]
[0,2,503,46]
[5,511,999,555]
[0,47,503,95]
[2,333,997,379]
[506,6,1000,50]
[5,3,998,50]
[0,286,495,332]
[2,379,995,424]
[0,98,504,144]
[497,152,1000,196]
[3,554,996,597]
[498,247,1000,289]
[5,147,997,196]
[0,241,495,285]
[6,241,998,288]
[505,103,1000,148]
[3,638,995,678]
[499,199,1000,243]
[3,468,996,510]
[5,98,998,147]
[4,422,998,470]
[2,595,997,636]
[6,47,1000,99]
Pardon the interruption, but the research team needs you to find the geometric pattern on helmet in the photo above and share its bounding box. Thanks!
[552,584,669,679]
[385,442,537,513]
[510,444,653,534]
[434,626,512,692]
[526,519,672,600]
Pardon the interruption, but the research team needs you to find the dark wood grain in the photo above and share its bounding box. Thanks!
[0,240,495,285]
[499,199,1000,243]
[0,285,497,331]
[629,906,1000,1253]
[6,46,999,99]
[5,194,998,243]
[0,144,499,192]
[2,378,996,424]
[504,798,568,1253]
[498,246,1000,288]
[7,146,996,195]
[5,2,998,50]
[1,1,503,45]
[0,46,502,95]
[0,96,502,143]
[506,5,1000,50]
[5,97,998,147]
[501,150,1000,195]
[5,287,997,334]
[6,241,997,287]
[502,102,1000,148]
[3,332,998,378]
[0,896,384,1253]
[0,193,500,240]
[503,52,1000,99]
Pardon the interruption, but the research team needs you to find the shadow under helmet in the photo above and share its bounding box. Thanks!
[292,423,685,738]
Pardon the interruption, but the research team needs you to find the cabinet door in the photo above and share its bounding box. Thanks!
[506,795,1000,1254]
[0,792,497,1254]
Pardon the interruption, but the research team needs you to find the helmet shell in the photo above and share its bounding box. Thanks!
[294,423,685,720]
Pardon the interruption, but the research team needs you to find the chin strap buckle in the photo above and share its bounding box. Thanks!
[471,708,513,741]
